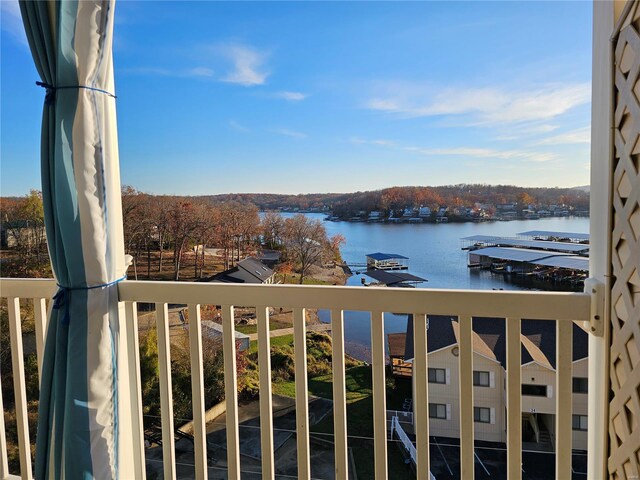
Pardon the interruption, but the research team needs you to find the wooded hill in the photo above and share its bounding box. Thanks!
[198,184,590,214]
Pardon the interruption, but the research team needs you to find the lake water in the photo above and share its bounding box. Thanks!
[280,214,590,360]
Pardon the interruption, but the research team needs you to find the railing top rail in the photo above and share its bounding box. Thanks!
[0,277,590,321]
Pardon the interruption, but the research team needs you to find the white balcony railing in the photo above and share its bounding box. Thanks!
[0,277,592,479]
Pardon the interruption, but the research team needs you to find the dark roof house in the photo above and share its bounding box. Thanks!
[208,257,275,284]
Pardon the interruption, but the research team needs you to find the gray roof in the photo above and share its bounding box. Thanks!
[211,257,274,284]
[405,316,588,367]
[517,230,590,241]
[461,235,589,253]
[201,320,250,340]
[366,252,409,261]
[530,256,590,272]
[364,269,427,286]
[470,247,573,263]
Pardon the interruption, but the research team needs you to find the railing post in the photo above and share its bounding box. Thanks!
[413,313,430,479]
[331,309,349,480]
[8,297,32,480]
[370,311,388,479]
[589,1,616,478]
[293,308,311,480]
[124,301,146,480]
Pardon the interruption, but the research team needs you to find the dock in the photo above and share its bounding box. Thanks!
[462,232,590,288]
[366,252,409,270]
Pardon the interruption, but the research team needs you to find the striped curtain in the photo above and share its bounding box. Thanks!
[19,1,129,478]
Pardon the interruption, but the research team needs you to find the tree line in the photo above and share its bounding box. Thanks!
[1,188,344,283]
[197,184,590,214]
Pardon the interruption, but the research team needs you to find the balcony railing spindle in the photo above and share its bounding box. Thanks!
[221,305,241,480]
[8,297,32,480]
[155,302,176,480]
[370,310,388,479]
[413,313,430,479]
[257,306,275,479]
[125,301,147,480]
[506,317,522,480]
[331,309,349,479]
[187,304,207,480]
[32,297,47,383]
[556,320,574,478]
[458,315,474,480]
[293,307,311,480]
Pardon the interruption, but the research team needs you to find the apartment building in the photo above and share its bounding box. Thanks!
[404,316,589,450]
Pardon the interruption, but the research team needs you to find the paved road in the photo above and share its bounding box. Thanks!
[248,323,332,341]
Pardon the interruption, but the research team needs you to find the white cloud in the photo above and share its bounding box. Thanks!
[407,146,557,163]
[534,126,591,145]
[229,120,249,133]
[220,44,269,86]
[272,128,307,139]
[349,137,395,147]
[365,83,591,125]
[273,91,307,101]
[350,135,556,163]
[187,67,215,78]
[121,66,214,79]
[1,0,28,46]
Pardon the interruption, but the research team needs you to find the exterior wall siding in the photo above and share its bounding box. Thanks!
[411,341,589,450]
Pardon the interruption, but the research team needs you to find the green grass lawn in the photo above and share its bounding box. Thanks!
[247,333,294,355]
[235,319,291,335]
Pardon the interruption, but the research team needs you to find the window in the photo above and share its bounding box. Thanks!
[572,415,588,431]
[428,368,446,384]
[474,407,491,423]
[473,371,490,387]
[522,384,547,396]
[573,377,588,394]
[429,403,447,419]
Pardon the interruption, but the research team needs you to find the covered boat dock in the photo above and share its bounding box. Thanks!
[461,235,590,254]
[366,252,409,270]
[517,230,590,242]
[362,269,427,287]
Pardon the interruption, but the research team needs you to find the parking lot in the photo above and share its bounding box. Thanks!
[428,437,587,480]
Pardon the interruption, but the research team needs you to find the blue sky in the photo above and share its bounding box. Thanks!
[1,1,592,196]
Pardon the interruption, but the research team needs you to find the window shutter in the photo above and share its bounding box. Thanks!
[547,385,553,398]
[489,371,495,388]
[490,408,496,424]
[446,404,452,420]
[446,368,451,385]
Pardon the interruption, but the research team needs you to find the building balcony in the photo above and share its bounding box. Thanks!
[0,277,594,479]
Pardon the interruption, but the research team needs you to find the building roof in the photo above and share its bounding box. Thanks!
[405,315,588,368]
[461,235,589,254]
[471,247,573,263]
[366,252,409,261]
[517,230,590,241]
[209,257,274,284]
[529,256,589,272]
[200,320,250,341]
[364,269,427,286]
[388,333,407,357]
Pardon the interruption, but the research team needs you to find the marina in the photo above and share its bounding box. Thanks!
[463,232,589,288]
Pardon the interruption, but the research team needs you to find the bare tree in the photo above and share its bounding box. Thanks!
[168,200,200,280]
[261,211,285,249]
[283,214,329,284]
